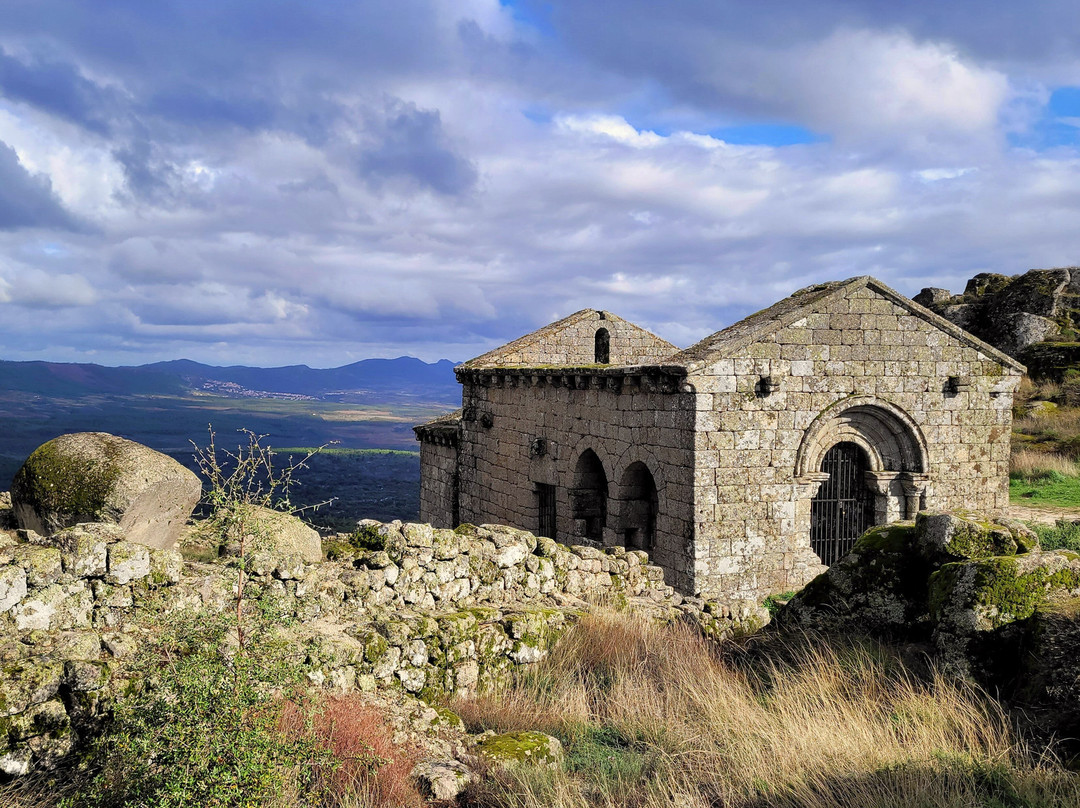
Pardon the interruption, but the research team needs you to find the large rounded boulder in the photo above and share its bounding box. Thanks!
[220,505,322,565]
[11,432,201,549]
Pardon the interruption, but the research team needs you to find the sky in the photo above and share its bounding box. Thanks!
[1,1,1080,367]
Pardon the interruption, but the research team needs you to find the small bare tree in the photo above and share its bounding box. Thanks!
[192,427,334,650]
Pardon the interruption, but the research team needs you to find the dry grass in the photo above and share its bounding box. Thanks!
[455,611,1080,808]
[279,693,425,808]
[1010,449,1080,479]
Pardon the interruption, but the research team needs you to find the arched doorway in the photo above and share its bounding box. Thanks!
[810,442,874,566]
[572,449,608,542]
[795,398,930,566]
[618,462,658,551]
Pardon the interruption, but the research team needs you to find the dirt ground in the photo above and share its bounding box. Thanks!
[1009,503,1080,525]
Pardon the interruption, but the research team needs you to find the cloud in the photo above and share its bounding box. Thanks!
[0,140,81,230]
[0,48,119,134]
[3,268,96,307]
[356,100,478,196]
[0,2,1077,367]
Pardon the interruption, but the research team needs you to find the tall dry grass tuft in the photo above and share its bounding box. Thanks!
[456,611,1080,808]
[1010,449,1079,479]
[279,693,424,808]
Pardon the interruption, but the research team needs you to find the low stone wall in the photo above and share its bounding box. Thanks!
[0,512,767,777]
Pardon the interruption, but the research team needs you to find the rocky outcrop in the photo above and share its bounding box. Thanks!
[11,433,201,549]
[777,512,1038,642]
[778,510,1080,736]
[915,266,1080,361]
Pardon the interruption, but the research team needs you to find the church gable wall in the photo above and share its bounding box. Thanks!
[689,284,1020,600]
[466,311,676,368]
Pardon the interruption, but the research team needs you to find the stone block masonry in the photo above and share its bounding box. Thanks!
[0,510,763,776]
[418,276,1024,603]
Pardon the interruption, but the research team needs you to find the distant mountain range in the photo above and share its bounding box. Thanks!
[0,356,460,403]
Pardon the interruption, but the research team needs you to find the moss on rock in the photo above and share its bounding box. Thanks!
[12,439,123,531]
[930,552,1080,629]
[476,731,564,767]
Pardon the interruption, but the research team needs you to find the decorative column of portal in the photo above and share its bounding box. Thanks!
[899,473,930,519]
[794,472,830,546]
[864,470,901,524]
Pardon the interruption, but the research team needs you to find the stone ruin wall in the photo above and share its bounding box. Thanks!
[0,512,763,776]
[455,373,698,593]
[419,439,458,528]
[688,284,1021,599]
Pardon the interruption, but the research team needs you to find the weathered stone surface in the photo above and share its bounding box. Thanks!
[0,564,27,613]
[221,505,321,564]
[778,522,934,637]
[149,547,183,586]
[929,550,1080,676]
[11,433,201,548]
[780,512,1041,641]
[477,731,564,768]
[413,759,475,801]
[54,524,117,577]
[918,267,1080,358]
[9,545,63,588]
[0,490,14,530]
[1016,596,1080,737]
[916,511,1036,561]
[106,541,151,585]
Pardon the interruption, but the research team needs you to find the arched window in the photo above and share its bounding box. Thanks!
[594,328,610,364]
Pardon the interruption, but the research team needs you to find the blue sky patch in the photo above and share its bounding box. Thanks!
[706,123,826,147]
[499,0,556,38]
[1011,86,1080,150]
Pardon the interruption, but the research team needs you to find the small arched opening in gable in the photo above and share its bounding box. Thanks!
[594,328,610,364]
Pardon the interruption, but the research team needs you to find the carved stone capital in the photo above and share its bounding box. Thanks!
[899,472,930,498]
[796,472,831,498]
[864,470,900,496]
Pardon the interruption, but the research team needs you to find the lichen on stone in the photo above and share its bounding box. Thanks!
[476,730,563,767]
[13,440,123,529]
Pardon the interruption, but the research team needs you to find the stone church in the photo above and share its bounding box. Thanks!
[415,276,1023,600]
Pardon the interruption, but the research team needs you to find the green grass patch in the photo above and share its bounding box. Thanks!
[560,724,658,795]
[271,447,419,457]
[1009,472,1080,508]
[1029,521,1080,553]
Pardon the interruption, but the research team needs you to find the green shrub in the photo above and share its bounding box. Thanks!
[67,611,336,808]
[1030,520,1080,553]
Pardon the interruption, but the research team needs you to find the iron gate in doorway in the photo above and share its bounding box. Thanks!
[810,442,875,566]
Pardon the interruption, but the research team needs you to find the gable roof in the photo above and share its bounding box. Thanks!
[669,276,1026,373]
[459,309,677,370]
